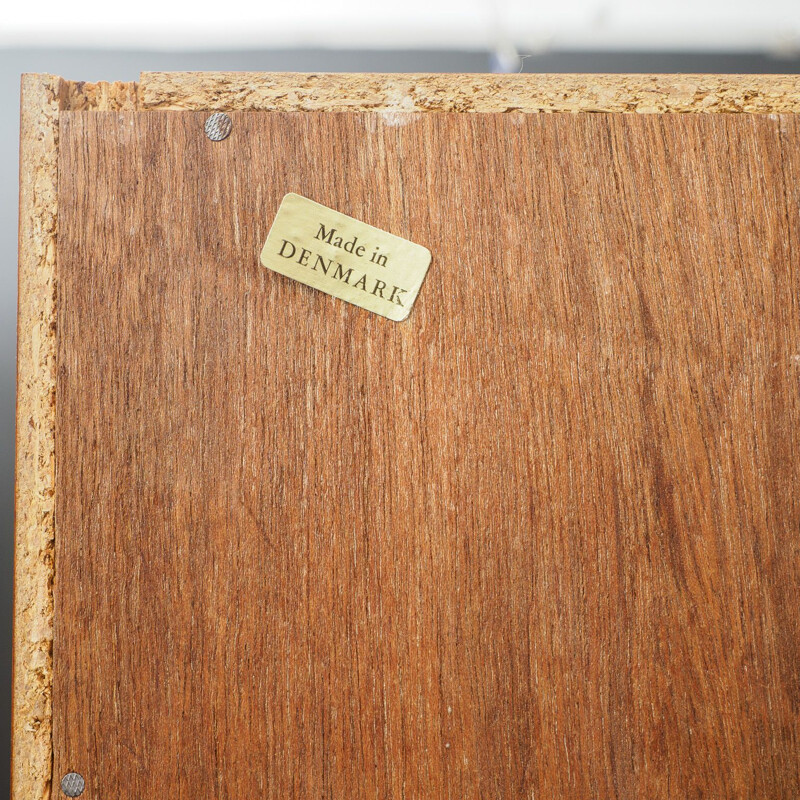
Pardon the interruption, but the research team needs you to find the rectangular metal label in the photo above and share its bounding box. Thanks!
[260,193,431,321]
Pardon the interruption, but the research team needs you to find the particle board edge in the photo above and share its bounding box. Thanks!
[138,71,800,113]
[14,72,138,800]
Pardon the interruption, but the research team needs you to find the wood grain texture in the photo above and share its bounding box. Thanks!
[14,74,800,800]
[139,71,800,113]
[14,73,138,800]
[53,110,800,799]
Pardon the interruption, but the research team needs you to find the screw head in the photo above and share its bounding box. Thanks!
[61,772,85,797]
[204,112,232,141]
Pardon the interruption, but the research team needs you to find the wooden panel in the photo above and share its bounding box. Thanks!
[54,111,800,799]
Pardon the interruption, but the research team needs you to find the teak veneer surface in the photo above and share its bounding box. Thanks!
[15,73,800,800]
[51,110,800,798]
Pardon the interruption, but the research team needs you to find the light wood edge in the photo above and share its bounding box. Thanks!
[13,68,800,800]
[14,73,137,800]
[138,71,800,113]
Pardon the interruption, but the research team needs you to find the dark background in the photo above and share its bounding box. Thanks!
[3,46,800,797]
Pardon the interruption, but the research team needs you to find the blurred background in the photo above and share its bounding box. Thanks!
[4,1,800,794]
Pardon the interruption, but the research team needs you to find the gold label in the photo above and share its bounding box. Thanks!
[260,193,431,321]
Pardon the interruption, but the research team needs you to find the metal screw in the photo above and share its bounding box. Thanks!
[204,112,232,141]
[61,772,85,797]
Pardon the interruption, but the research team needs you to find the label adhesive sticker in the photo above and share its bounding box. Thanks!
[260,193,432,321]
